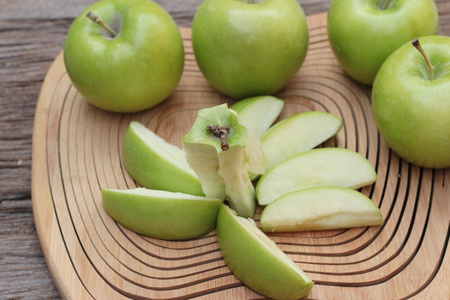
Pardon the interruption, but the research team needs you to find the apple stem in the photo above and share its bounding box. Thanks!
[86,11,118,38]
[207,125,231,151]
[381,0,393,10]
[412,38,434,80]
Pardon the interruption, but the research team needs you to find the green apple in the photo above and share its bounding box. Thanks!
[64,0,184,112]
[102,188,223,240]
[372,36,450,168]
[261,111,343,169]
[230,95,285,136]
[256,148,377,205]
[192,0,309,99]
[327,0,438,85]
[183,104,256,218]
[216,204,314,299]
[260,186,383,233]
[122,121,203,196]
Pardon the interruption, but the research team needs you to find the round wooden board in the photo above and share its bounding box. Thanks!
[32,13,449,299]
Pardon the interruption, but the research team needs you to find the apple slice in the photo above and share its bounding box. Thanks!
[261,111,343,169]
[122,121,203,196]
[216,204,314,299]
[256,148,377,206]
[245,129,267,181]
[102,188,223,240]
[183,104,256,218]
[230,95,285,136]
[260,186,383,233]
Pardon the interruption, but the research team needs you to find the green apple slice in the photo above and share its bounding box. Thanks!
[256,148,377,206]
[230,95,285,136]
[102,188,223,240]
[216,204,314,299]
[122,121,203,196]
[245,129,267,181]
[261,186,383,233]
[262,111,343,169]
[183,104,256,218]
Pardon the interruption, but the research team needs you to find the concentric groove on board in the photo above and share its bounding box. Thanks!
[32,13,449,299]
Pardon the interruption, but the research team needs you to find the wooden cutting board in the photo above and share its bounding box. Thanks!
[32,12,449,299]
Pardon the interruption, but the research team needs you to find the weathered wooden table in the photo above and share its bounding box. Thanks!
[1,0,449,299]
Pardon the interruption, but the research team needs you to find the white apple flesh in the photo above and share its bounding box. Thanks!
[260,186,383,233]
[244,129,267,181]
[230,95,285,136]
[256,148,377,205]
[261,111,343,169]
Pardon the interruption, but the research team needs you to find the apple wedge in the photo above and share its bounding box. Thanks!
[261,111,343,169]
[260,186,383,233]
[244,129,267,181]
[102,188,223,240]
[256,148,377,206]
[216,204,314,300]
[122,121,203,196]
[183,104,257,218]
[230,95,285,136]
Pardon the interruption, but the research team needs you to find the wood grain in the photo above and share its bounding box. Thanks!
[31,13,449,299]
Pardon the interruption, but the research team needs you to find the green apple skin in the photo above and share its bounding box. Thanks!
[123,122,204,196]
[256,148,377,206]
[260,186,383,233]
[216,205,314,300]
[192,0,309,99]
[372,36,450,169]
[102,188,223,240]
[261,111,343,169]
[64,0,184,113]
[327,0,438,85]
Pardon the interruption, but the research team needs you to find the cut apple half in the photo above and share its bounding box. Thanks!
[216,204,314,300]
[261,111,343,169]
[260,186,383,233]
[122,121,203,196]
[102,188,223,240]
[256,148,377,205]
[183,104,256,218]
[230,95,284,136]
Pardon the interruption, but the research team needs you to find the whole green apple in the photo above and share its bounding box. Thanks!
[327,0,438,85]
[372,36,450,169]
[64,0,184,113]
[192,0,309,99]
